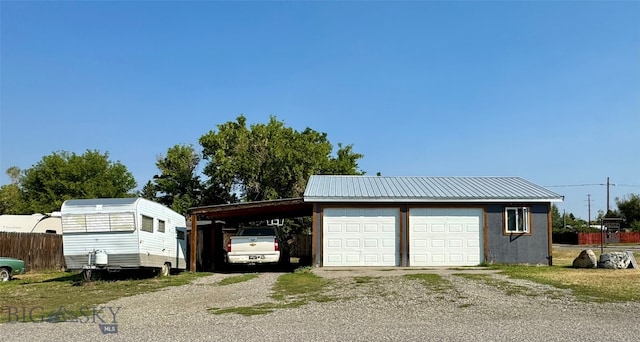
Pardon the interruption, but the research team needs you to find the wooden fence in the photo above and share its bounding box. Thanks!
[552,232,578,244]
[290,234,312,258]
[0,232,66,271]
[0,231,313,273]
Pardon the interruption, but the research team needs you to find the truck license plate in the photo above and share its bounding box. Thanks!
[249,256,260,260]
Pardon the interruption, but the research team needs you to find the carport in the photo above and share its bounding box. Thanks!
[187,197,313,271]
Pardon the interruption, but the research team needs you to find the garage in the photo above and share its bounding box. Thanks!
[409,208,482,266]
[306,175,563,266]
[323,208,399,266]
[187,176,561,270]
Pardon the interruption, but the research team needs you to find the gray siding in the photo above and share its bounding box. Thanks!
[485,204,550,265]
[313,202,553,266]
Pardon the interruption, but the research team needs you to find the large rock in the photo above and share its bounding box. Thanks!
[572,249,598,268]
[597,252,632,269]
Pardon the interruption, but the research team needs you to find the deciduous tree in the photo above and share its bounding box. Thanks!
[0,167,26,214]
[199,115,364,202]
[20,150,136,213]
[151,144,204,216]
[616,194,640,231]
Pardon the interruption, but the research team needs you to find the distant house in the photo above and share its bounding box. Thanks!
[0,213,62,234]
[304,175,563,267]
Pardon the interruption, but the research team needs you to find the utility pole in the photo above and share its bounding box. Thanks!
[606,176,610,213]
[587,194,591,228]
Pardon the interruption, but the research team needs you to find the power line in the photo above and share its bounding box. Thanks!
[546,177,619,212]
[545,183,640,188]
[544,184,607,187]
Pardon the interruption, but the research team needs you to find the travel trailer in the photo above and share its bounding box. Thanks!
[0,212,62,234]
[61,198,187,280]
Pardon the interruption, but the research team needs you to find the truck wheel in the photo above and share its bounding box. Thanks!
[82,269,92,282]
[0,267,10,282]
[160,263,170,277]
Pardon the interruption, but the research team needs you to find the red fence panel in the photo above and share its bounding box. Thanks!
[620,232,640,243]
[578,233,601,245]
[578,232,640,244]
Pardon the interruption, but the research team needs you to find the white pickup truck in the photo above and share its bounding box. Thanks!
[225,227,281,264]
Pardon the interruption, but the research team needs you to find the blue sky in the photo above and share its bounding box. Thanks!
[1,1,639,220]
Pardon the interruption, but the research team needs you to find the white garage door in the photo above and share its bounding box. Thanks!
[323,208,399,266]
[409,208,483,267]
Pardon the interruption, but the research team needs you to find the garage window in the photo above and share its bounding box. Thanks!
[505,207,529,234]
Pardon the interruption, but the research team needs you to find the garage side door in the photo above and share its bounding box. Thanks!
[323,208,399,266]
[409,208,483,267]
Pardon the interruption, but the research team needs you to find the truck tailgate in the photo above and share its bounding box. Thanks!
[230,236,277,252]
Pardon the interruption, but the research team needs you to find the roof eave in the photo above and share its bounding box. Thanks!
[304,197,564,203]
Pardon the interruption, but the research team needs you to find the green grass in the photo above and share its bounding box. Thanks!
[447,266,490,271]
[493,265,640,302]
[209,267,334,316]
[454,273,539,297]
[217,274,259,286]
[354,276,377,284]
[482,247,640,302]
[552,247,640,267]
[0,271,212,323]
[403,274,453,292]
[209,301,307,316]
[271,268,332,301]
[401,268,435,271]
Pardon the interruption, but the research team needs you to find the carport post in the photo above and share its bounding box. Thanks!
[190,213,197,271]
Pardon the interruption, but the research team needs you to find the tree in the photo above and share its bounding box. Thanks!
[0,167,27,214]
[551,204,563,232]
[571,217,590,232]
[557,211,587,232]
[6,166,21,184]
[151,144,204,216]
[322,143,364,175]
[199,115,364,202]
[616,194,640,231]
[139,181,157,201]
[20,150,137,213]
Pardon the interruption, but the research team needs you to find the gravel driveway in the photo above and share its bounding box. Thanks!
[2,269,639,342]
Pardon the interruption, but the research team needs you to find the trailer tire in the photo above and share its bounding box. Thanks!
[82,269,92,282]
[160,263,170,277]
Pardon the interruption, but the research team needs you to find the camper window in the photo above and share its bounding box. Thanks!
[62,213,136,233]
[141,215,154,233]
[86,214,111,232]
[158,220,165,233]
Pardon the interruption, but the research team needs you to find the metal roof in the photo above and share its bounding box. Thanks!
[189,197,312,221]
[304,175,563,203]
[62,198,141,207]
